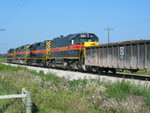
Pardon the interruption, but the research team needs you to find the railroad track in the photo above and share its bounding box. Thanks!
[62,69,150,81]
[2,63,150,83]
[103,72,150,81]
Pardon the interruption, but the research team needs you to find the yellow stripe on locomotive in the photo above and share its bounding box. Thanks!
[84,42,99,47]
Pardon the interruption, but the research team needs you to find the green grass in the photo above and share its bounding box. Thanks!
[123,70,150,75]
[0,58,6,62]
[0,64,150,113]
[105,80,144,101]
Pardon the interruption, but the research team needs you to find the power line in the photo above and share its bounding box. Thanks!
[0,0,28,27]
[0,29,5,31]
[104,27,113,44]
[0,0,21,27]
[0,28,6,46]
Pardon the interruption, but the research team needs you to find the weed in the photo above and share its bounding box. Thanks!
[0,64,150,113]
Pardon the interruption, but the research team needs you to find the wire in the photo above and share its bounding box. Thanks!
[0,0,28,27]
[0,0,21,27]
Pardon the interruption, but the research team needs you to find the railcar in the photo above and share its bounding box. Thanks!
[85,40,150,73]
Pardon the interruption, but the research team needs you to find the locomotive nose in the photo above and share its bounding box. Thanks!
[84,42,99,47]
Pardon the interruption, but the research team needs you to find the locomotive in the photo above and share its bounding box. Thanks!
[7,33,99,70]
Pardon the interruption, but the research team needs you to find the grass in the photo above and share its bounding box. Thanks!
[0,64,150,113]
[105,80,144,101]
[123,70,150,75]
[0,58,6,63]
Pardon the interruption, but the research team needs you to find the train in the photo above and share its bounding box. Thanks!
[7,33,150,74]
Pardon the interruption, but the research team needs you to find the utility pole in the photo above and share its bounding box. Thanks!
[104,27,113,44]
[0,28,6,46]
[0,29,5,31]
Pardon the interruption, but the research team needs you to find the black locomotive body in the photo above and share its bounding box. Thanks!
[7,49,15,63]
[27,41,50,66]
[7,45,29,64]
[47,33,99,69]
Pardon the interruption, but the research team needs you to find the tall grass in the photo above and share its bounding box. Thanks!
[0,64,150,113]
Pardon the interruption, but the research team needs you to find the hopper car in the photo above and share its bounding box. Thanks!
[85,40,150,73]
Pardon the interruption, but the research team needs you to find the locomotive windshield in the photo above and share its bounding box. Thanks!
[79,34,98,43]
[80,38,98,43]
[70,33,99,45]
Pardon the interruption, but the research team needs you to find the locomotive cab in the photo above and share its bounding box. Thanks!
[69,33,99,47]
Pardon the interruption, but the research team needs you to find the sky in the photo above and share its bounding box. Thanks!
[0,0,150,53]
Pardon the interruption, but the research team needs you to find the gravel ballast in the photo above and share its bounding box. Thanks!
[3,63,150,85]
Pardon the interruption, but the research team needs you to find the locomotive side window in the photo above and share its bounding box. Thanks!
[70,39,74,45]
[79,34,99,43]
[80,38,98,43]
[88,39,92,42]
[74,38,79,44]
[80,38,87,43]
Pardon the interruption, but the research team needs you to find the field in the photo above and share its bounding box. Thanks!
[0,63,150,113]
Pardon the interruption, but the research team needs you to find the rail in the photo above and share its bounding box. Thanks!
[0,88,32,113]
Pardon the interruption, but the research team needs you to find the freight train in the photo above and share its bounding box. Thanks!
[7,33,150,74]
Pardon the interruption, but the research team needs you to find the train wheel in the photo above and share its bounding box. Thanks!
[130,70,138,73]
[104,69,109,74]
[39,63,42,67]
[111,69,116,74]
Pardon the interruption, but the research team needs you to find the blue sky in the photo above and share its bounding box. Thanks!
[0,0,150,53]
